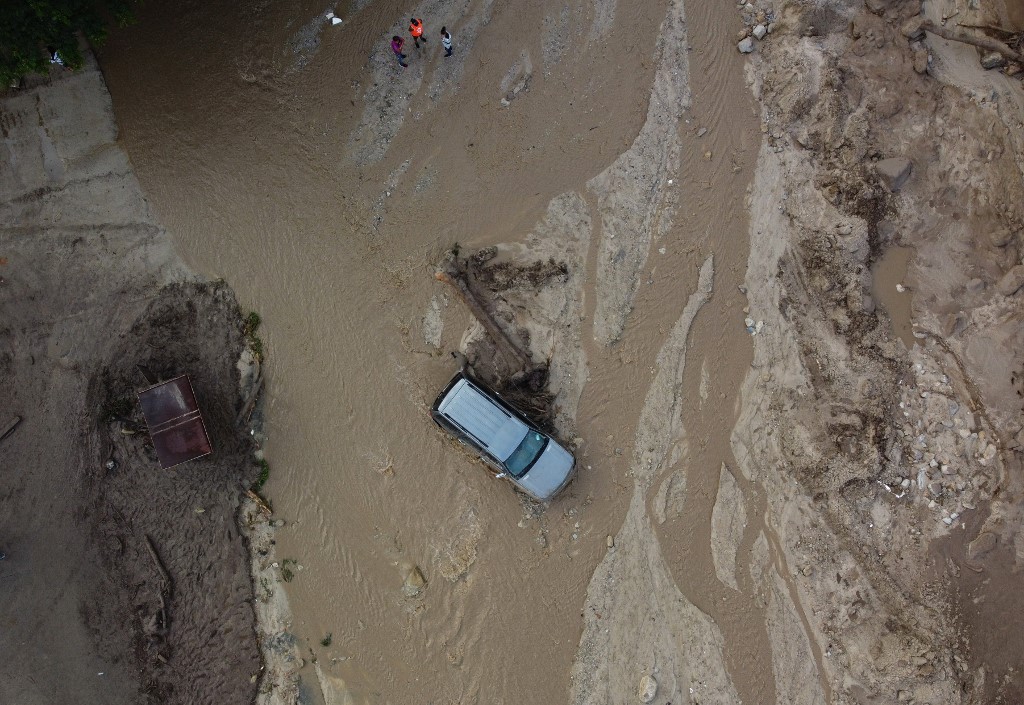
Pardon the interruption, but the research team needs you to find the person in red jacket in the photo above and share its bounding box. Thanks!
[409,18,427,48]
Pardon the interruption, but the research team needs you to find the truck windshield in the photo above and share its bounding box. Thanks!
[504,432,548,477]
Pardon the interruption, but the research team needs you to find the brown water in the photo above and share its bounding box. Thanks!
[97,0,770,701]
[871,245,916,349]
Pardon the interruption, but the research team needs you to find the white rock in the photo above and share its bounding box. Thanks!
[738,37,754,53]
[752,24,767,39]
[638,674,658,703]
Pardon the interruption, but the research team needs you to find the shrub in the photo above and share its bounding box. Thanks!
[1,1,138,84]
[254,459,270,489]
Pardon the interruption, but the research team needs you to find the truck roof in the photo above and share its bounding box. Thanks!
[437,377,529,461]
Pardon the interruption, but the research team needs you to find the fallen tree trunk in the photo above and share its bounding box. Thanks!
[144,534,172,588]
[435,268,534,373]
[235,364,263,425]
[245,489,273,516]
[922,20,1023,63]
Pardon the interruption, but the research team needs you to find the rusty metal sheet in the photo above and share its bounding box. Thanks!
[137,375,213,469]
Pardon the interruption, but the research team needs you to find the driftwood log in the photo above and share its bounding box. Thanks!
[236,364,264,426]
[923,20,1023,63]
[144,534,173,635]
[144,534,172,587]
[245,489,273,516]
[435,267,534,374]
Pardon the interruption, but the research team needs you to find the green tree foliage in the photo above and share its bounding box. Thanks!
[1,0,137,84]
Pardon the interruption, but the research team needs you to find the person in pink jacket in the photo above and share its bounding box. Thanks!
[390,36,408,68]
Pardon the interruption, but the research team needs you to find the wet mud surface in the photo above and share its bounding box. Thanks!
[3,0,1024,702]
[86,282,261,704]
[0,63,262,705]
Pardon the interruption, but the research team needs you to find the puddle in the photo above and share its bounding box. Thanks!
[871,245,915,349]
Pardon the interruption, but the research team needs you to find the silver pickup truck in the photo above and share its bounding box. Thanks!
[430,371,576,501]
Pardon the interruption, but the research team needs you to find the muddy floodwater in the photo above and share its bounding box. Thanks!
[100,0,794,702]
[871,245,915,350]
[6,0,1021,701]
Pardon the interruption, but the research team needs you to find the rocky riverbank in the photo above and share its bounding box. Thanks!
[729,0,1024,701]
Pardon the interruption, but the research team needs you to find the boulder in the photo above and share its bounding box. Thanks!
[913,48,929,74]
[899,0,922,20]
[738,37,755,53]
[901,17,926,40]
[865,0,889,15]
[638,674,658,703]
[401,565,427,597]
[981,52,1007,70]
[752,24,768,39]
[968,532,997,559]
[996,264,1024,296]
[876,157,913,191]
[989,228,1014,247]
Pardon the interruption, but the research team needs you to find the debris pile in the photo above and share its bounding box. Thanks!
[736,1,776,53]
[887,349,1001,526]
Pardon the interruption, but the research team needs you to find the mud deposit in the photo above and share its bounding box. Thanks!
[1,61,261,705]
[86,283,261,704]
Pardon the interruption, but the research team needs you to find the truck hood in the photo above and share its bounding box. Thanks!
[515,441,576,501]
